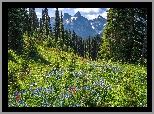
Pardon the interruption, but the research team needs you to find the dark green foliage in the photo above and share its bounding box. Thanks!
[8,8,26,53]
[60,11,64,43]
[41,8,52,41]
[39,18,43,36]
[8,8,147,69]
[71,30,76,51]
[28,8,38,37]
[54,8,60,42]
[99,8,147,65]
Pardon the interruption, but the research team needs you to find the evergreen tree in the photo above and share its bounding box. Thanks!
[23,8,29,34]
[88,36,91,59]
[68,29,72,48]
[74,34,78,54]
[39,18,43,37]
[71,30,76,51]
[8,8,26,53]
[60,11,64,42]
[60,11,65,50]
[91,37,97,60]
[64,29,69,51]
[28,8,38,37]
[42,8,51,40]
[54,8,60,43]
[99,8,147,64]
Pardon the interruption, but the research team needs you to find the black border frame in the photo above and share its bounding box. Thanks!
[3,2,152,112]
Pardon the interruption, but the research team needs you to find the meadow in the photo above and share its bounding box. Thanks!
[8,42,147,107]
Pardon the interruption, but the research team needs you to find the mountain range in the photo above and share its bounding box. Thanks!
[50,11,107,39]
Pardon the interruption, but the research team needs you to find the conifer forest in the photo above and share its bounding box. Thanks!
[8,8,147,107]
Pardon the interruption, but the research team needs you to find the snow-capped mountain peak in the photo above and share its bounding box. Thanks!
[49,11,106,38]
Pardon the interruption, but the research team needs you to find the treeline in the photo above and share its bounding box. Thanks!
[8,8,102,61]
[8,8,147,65]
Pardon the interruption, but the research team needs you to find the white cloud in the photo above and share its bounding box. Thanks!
[53,8,65,10]
[36,12,42,18]
[86,14,98,20]
[74,8,100,13]
[36,12,41,16]
[101,11,108,19]
[86,11,108,20]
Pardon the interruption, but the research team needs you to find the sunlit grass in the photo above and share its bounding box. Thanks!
[8,43,147,107]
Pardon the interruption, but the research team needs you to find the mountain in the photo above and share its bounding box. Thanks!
[89,15,106,35]
[50,11,106,39]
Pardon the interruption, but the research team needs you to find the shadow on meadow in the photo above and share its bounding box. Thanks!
[8,50,21,92]
[28,50,51,66]
[8,68,21,92]
[8,49,51,92]
[8,51,17,63]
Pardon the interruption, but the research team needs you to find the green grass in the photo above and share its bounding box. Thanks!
[8,42,147,107]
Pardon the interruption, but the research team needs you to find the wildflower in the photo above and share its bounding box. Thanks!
[49,71,52,75]
[25,104,29,107]
[20,100,24,104]
[96,93,100,99]
[116,85,120,87]
[78,70,82,75]
[15,92,20,101]
[46,87,52,93]
[67,88,72,93]
[34,89,38,94]
[30,84,33,87]
[60,104,64,107]
[85,86,90,90]
[100,81,105,87]
[93,82,97,86]
[118,68,121,71]
[76,103,80,107]
[74,105,77,107]
[11,95,14,98]
[107,85,111,90]
[52,87,54,92]
[38,87,42,91]
[73,86,77,93]
[41,102,44,106]
[92,62,94,67]
[96,101,101,106]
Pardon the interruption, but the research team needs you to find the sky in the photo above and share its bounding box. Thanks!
[32,8,110,20]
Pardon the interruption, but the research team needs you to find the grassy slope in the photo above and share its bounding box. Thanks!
[8,42,147,107]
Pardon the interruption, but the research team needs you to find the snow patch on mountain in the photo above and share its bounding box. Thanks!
[49,11,106,38]
[71,17,77,20]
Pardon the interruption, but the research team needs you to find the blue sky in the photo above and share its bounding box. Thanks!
[30,8,110,20]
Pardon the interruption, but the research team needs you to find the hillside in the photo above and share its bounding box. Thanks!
[8,7,147,108]
[8,41,147,107]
